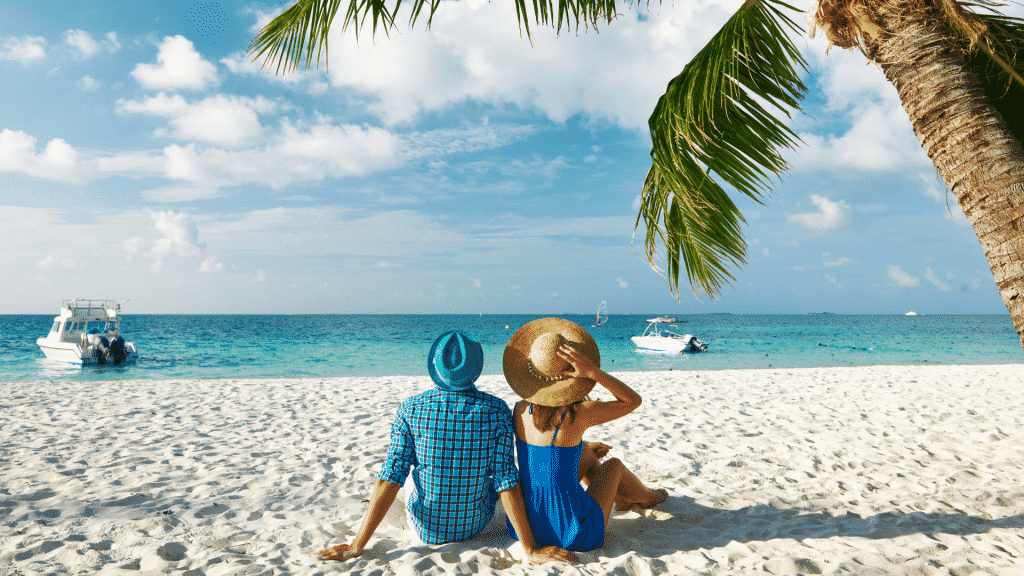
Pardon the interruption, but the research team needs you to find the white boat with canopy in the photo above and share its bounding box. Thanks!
[37,299,139,365]
[631,317,707,353]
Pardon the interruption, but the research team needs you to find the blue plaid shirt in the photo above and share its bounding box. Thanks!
[378,387,519,544]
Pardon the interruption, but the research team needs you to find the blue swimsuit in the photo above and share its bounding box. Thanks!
[507,404,605,551]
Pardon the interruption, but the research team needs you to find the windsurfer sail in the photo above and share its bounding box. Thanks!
[595,300,609,327]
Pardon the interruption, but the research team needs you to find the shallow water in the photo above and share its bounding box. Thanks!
[1,313,1020,383]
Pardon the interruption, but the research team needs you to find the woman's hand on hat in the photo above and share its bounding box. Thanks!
[557,344,599,380]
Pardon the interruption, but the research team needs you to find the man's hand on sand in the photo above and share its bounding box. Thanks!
[526,545,580,564]
[317,544,362,561]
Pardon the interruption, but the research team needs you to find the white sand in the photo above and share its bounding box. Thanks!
[3,364,1024,575]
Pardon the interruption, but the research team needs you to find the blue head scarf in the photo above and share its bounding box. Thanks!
[428,330,484,392]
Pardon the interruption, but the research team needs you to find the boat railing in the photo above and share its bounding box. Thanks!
[63,299,121,319]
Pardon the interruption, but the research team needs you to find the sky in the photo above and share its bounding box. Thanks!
[1,0,1019,315]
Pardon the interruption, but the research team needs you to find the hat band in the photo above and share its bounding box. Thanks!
[526,360,566,383]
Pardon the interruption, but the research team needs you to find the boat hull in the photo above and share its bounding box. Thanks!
[631,336,690,354]
[37,338,138,365]
[37,339,87,364]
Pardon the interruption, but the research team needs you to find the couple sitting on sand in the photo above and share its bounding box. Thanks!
[317,317,667,565]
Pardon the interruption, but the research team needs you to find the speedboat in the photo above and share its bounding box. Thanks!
[631,318,707,353]
[37,299,139,365]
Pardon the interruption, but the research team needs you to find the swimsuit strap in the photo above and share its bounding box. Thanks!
[524,404,569,446]
[550,408,569,447]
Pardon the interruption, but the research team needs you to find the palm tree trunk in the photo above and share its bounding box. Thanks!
[862,0,1024,348]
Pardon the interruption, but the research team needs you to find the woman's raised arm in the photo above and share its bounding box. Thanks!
[556,344,641,429]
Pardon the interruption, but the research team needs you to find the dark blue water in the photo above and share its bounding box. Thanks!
[2,314,1020,382]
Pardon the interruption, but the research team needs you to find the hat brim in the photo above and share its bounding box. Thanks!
[503,317,599,407]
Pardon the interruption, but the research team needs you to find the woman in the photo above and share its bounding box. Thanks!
[503,318,668,552]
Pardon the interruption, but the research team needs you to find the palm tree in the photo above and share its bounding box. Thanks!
[249,0,1024,348]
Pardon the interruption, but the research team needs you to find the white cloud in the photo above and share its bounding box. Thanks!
[790,40,930,173]
[786,195,850,230]
[221,51,330,94]
[62,30,119,58]
[1,36,46,65]
[483,214,633,239]
[117,93,275,145]
[94,117,478,199]
[131,35,218,90]
[140,186,221,203]
[104,32,121,51]
[79,75,101,90]
[199,256,224,273]
[91,118,403,200]
[822,252,857,266]
[887,264,920,288]
[472,279,482,288]
[274,120,401,181]
[918,173,946,203]
[64,30,99,57]
[147,209,207,271]
[925,267,952,292]
[824,274,842,288]
[403,122,537,160]
[792,103,930,172]
[123,237,141,261]
[292,0,741,128]
[917,173,969,224]
[617,278,629,289]
[0,129,82,182]
[806,39,895,113]
[500,157,570,179]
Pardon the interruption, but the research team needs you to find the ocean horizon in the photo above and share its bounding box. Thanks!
[4,313,1021,383]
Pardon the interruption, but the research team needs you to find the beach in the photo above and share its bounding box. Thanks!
[3,364,1024,575]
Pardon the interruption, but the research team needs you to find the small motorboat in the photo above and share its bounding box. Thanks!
[646,316,679,323]
[37,299,139,365]
[631,318,707,354]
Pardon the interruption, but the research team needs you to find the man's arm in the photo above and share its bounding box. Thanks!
[500,484,580,564]
[317,479,401,562]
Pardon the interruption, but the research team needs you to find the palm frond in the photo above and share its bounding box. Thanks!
[249,0,344,74]
[249,0,620,73]
[940,0,1024,141]
[639,0,807,299]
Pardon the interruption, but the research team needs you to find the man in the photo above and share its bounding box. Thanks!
[317,330,578,564]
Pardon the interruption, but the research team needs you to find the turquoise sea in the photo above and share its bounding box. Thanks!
[1,314,1021,383]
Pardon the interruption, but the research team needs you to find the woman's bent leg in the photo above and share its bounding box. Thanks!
[579,446,668,513]
[585,458,626,525]
[611,464,668,511]
[578,443,603,487]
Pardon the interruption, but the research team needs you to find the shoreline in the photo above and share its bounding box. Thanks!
[3,364,1024,574]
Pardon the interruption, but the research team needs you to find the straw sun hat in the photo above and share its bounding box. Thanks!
[503,317,600,407]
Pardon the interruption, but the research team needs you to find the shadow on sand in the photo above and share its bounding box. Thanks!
[640,494,1024,552]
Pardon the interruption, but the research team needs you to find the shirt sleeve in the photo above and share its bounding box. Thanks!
[378,406,416,485]
[490,403,519,493]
